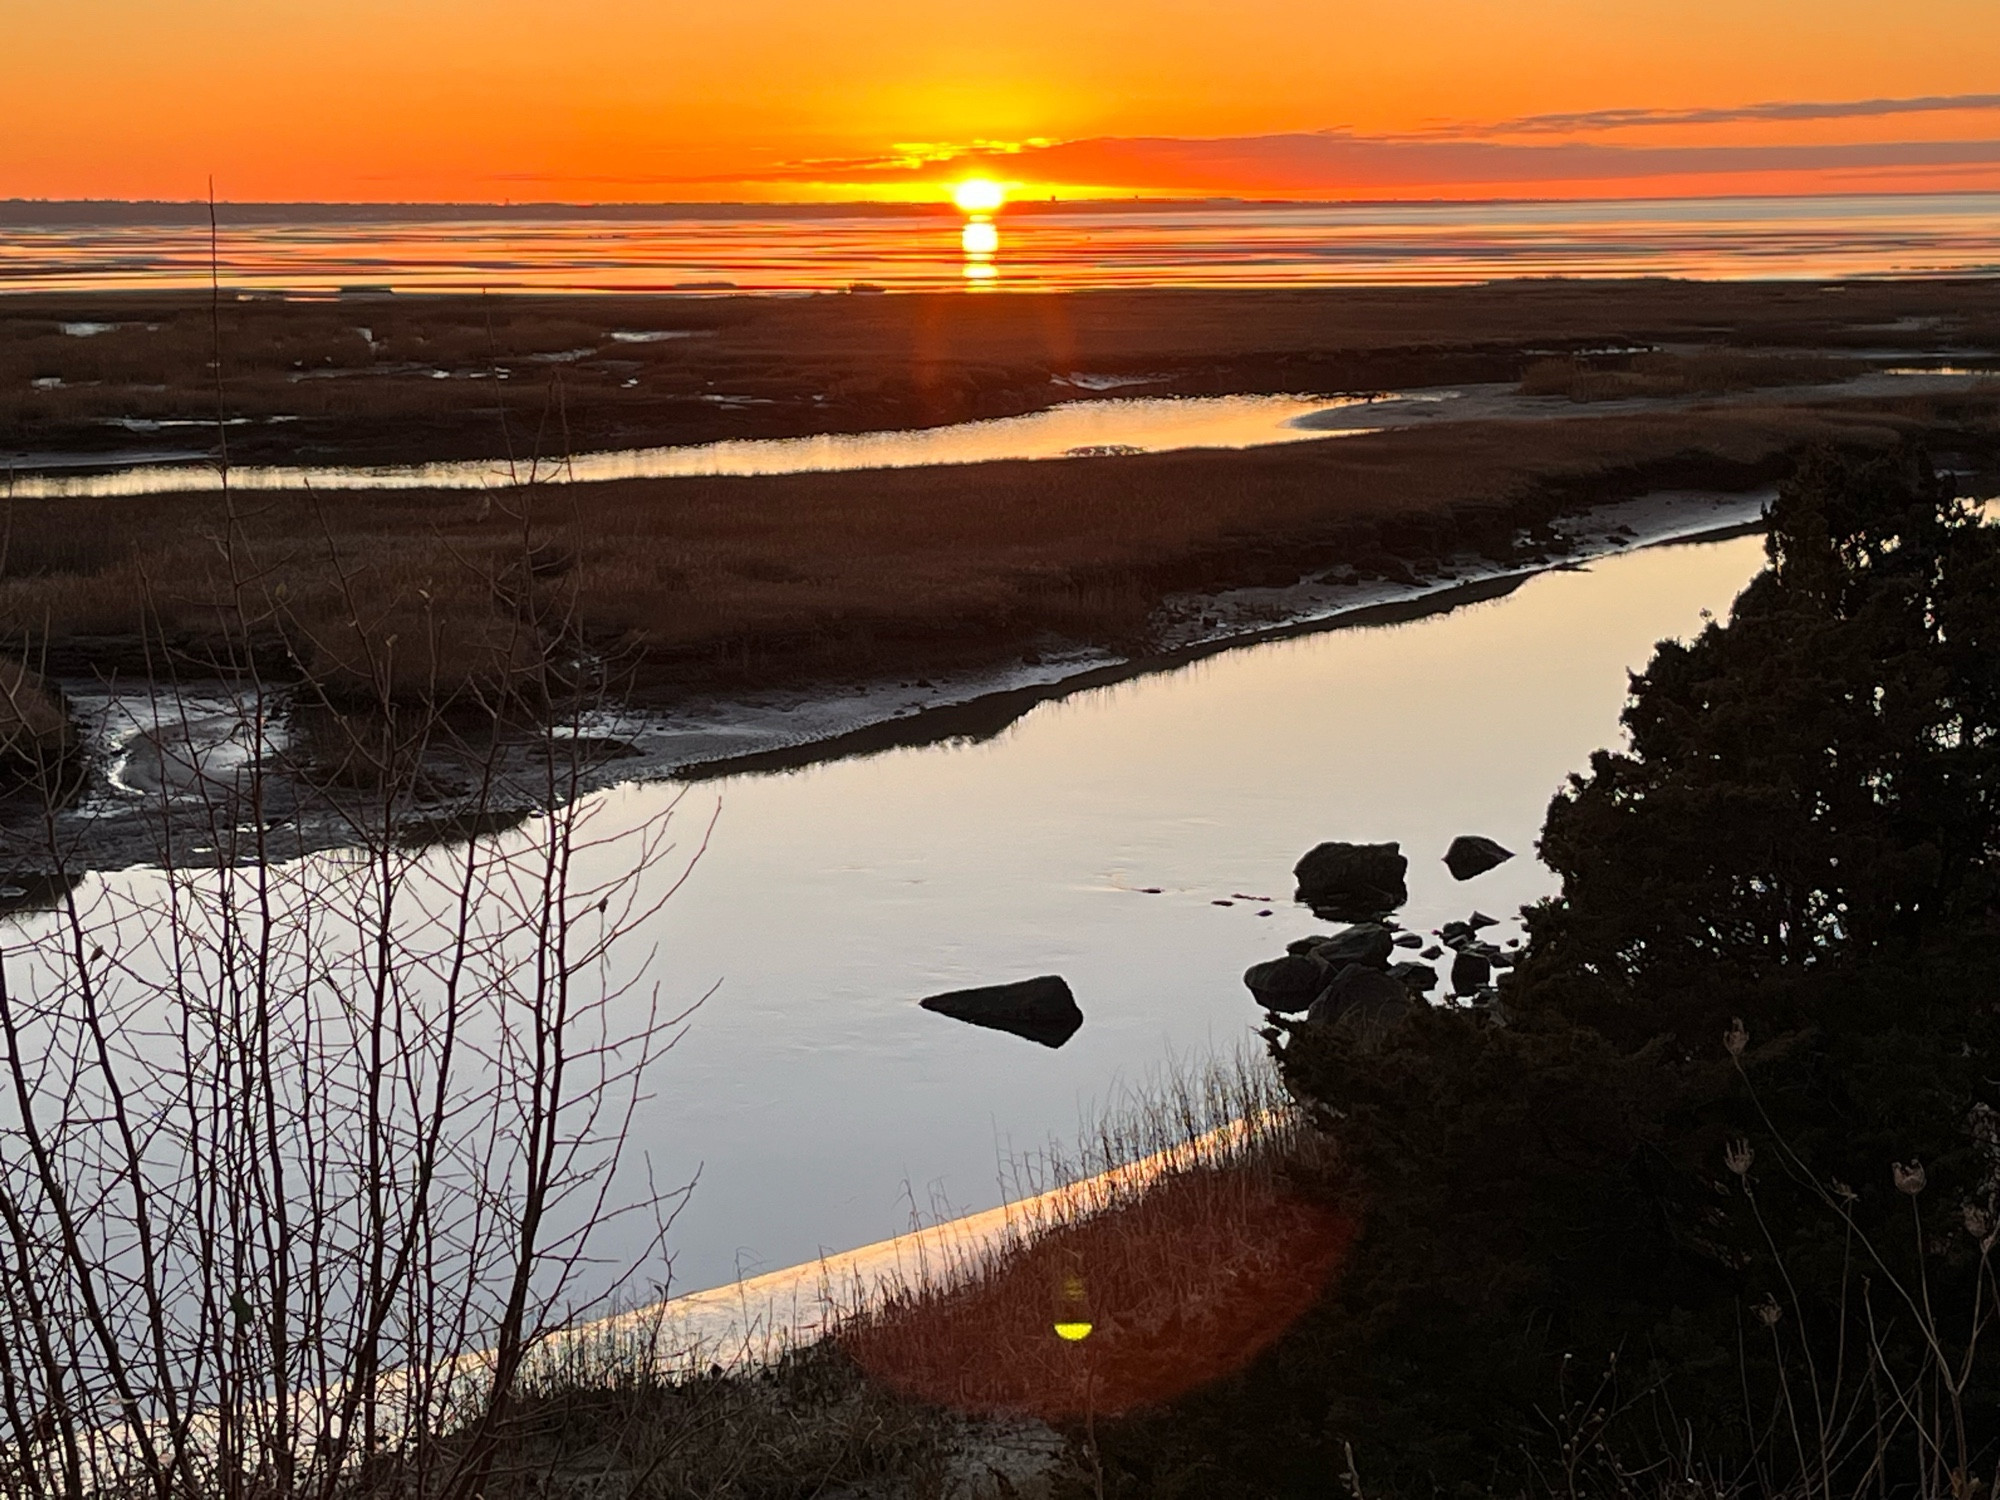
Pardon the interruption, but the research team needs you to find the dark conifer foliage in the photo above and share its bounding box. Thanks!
[1083,447,2000,1499]
[1529,445,2000,1049]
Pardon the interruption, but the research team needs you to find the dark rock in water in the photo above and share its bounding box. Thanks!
[1443,835,1515,881]
[1285,934,1336,956]
[920,976,1083,1048]
[1293,841,1408,919]
[1388,960,1438,992]
[1310,922,1396,970]
[1243,954,1328,1013]
[1421,945,1444,961]
[1307,964,1415,1043]
[1469,911,1499,929]
[1393,931,1422,949]
[1439,921,1475,948]
[1450,950,1492,994]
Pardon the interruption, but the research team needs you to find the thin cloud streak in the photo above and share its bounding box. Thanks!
[1475,92,2000,136]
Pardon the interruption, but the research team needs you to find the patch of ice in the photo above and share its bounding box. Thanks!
[59,321,118,338]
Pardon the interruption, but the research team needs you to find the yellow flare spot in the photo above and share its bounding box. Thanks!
[1054,1320,1094,1342]
[961,220,999,256]
[953,178,1006,214]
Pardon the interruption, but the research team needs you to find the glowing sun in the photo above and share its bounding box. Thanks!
[952,177,1007,214]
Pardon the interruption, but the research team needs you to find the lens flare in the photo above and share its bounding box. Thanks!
[952,178,1007,214]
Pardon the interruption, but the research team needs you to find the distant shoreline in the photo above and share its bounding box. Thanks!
[6,185,2000,227]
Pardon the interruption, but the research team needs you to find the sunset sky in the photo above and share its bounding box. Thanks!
[8,0,2000,204]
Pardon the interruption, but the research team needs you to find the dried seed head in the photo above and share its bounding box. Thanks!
[1895,1160,1928,1197]
[1964,1203,1993,1241]
[1754,1295,1782,1328]
[1724,1139,1755,1178]
[1832,1178,1858,1205]
[1724,1018,1749,1058]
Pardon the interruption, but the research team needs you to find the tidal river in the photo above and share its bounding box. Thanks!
[9,528,1769,1302]
[565,527,1766,1293]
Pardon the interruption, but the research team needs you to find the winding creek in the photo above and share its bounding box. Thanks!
[5,525,1774,1301]
[5,367,1991,499]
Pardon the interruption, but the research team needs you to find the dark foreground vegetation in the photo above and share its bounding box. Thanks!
[1048,444,2000,1498]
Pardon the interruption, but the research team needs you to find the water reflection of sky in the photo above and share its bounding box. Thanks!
[570,532,1766,1294]
[6,393,1372,498]
[6,193,1999,294]
[2,534,1765,1300]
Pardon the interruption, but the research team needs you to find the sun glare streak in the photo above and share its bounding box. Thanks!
[953,177,1007,214]
[961,219,1000,256]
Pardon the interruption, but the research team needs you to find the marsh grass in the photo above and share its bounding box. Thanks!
[314,1052,1339,1498]
[1519,350,1859,403]
[0,402,1928,704]
[835,1056,1351,1427]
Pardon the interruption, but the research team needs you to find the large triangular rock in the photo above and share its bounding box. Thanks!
[919,975,1083,1048]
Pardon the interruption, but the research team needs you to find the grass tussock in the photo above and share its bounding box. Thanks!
[0,655,77,789]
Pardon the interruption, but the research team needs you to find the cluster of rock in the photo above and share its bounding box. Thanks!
[1246,835,1520,1037]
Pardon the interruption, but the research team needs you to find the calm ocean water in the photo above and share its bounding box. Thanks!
[5,193,2000,294]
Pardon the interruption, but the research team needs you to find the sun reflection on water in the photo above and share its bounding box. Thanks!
[954,177,1007,285]
[960,218,1000,283]
[961,219,1000,256]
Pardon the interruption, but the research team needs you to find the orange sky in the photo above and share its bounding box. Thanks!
[7,0,2000,202]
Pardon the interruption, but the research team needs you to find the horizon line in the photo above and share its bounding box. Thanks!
[5,184,2000,222]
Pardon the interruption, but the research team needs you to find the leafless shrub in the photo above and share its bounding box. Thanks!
[0,482,706,1500]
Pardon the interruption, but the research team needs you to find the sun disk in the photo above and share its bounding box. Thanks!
[952,178,1006,214]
